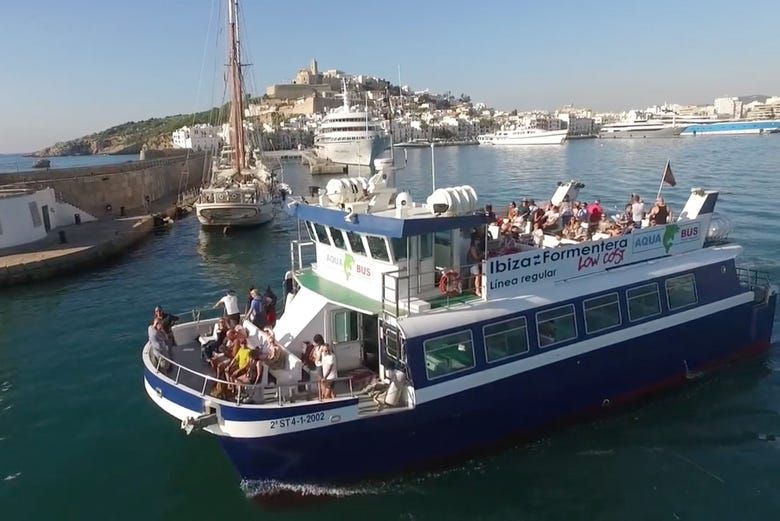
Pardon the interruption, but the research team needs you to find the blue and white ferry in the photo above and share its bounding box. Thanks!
[142,167,776,492]
[681,119,780,136]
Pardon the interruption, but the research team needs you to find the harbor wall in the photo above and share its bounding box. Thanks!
[0,152,210,218]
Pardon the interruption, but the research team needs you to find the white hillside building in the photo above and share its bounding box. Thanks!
[172,124,221,152]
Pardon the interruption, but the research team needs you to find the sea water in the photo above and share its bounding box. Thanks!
[1,137,780,520]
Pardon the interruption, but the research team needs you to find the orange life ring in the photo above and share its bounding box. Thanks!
[439,269,462,296]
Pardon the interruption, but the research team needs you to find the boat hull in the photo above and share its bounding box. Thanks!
[490,130,568,145]
[681,120,780,136]
[212,294,775,485]
[315,135,391,166]
[195,202,274,227]
[599,126,685,139]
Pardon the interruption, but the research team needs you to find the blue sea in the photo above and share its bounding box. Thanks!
[1,136,780,520]
[0,153,138,173]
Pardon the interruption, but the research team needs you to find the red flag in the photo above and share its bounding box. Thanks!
[662,160,676,187]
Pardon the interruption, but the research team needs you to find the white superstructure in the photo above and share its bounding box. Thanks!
[314,81,390,166]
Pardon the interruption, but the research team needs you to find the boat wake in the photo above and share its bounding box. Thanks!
[240,479,389,499]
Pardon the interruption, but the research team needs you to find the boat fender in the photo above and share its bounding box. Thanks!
[439,269,462,296]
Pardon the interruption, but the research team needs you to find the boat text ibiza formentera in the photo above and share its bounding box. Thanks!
[142,167,776,494]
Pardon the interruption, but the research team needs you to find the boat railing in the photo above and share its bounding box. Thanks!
[736,267,774,303]
[148,347,358,407]
[381,262,484,319]
[290,239,317,272]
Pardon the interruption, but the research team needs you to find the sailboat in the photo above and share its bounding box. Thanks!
[195,0,277,228]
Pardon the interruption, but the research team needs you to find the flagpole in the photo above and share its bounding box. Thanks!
[656,159,669,200]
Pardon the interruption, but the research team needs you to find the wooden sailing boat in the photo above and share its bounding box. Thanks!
[195,0,277,228]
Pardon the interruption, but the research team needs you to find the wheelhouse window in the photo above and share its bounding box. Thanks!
[423,330,475,380]
[666,274,698,310]
[329,227,347,250]
[419,233,433,259]
[536,305,577,347]
[583,293,622,334]
[313,223,331,245]
[346,231,366,255]
[305,221,317,242]
[366,235,390,262]
[391,237,408,261]
[385,328,399,359]
[484,317,529,362]
[627,283,661,321]
[333,310,359,343]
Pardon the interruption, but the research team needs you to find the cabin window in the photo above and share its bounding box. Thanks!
[536,305,577,347]
[385,328,399,359]
[391,237,408,261]
[346,231,366,255]
[424,330,475,380]
[583,293,622,334]
[434,229,451,247]
[627,283,661,321]
[483,317,529,362]
[333,310,359,343]
[419,233,433,259]
[366,235,390,262]
[329,227,347,250]
[666,274,698,310]
[313,223,331,245]
[304,222,314,242]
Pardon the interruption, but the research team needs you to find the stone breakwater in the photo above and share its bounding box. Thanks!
[0,151,209,218]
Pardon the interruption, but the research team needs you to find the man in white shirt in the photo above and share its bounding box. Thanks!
[214,289,240,326]
[631,195,645,229]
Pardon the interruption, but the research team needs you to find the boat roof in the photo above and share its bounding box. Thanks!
[292,202,489,238]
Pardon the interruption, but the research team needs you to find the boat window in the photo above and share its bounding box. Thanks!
[419,233,433,259]
[385,328,399,359]
[424,330,475,380]
[313,223,331,245]
[536,305,577,348]
[333,310,359,343]
[305,221,317,242]
[627,283,661,321]
[329,227,347,250]
[391,237,408,261]
[583,293,622,334]
[666,274,698,310]
[346,231,366,255]
[366,235,390,262]
[434,230,451,247]
[483,317,529,362]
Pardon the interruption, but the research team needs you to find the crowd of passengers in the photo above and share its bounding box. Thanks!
[489,193,673,248]
[147,284,339,402]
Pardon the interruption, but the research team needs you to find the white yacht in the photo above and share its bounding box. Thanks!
[194,0,277,228]
[480,127,568,145]
[314,82,391,166]
[599,112,686,139]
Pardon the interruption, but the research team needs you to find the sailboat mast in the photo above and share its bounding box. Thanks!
[227,0,245,174]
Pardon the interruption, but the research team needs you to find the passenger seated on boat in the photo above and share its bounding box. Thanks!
[255,327,286,370]
[542,205,561,232]
[211,329,239,371]
[574,220,591,241]
[586,199,604,232]
[226,338,253,382]
[574,201,588,221]
[532,223,544,248]
[316,343,338,400]
[201,318,229,362]
[235,349,263,387]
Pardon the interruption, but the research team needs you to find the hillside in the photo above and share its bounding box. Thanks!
[31,107,226,157]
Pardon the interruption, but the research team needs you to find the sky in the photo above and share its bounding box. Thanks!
[1,0,779,153]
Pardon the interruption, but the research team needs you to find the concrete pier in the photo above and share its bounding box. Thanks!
[0,216,154,286]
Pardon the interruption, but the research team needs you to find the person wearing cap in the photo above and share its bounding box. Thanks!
[214,289,240,326]
[649,196,672,225]
[586,199,604,232]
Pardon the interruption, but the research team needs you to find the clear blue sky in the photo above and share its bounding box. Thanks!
[1,0,778,153]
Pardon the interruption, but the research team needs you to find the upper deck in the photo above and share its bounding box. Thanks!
[287,171,723,323]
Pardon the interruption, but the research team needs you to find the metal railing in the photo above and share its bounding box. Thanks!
[736,266,774,303]
[381,262,485,319]
[148,347,358,407]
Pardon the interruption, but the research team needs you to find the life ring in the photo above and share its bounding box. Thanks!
[230,192,239,202]
[439,269,462,296]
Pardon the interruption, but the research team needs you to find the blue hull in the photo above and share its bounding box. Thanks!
[681,120,780,135]
[220,295,776,485]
